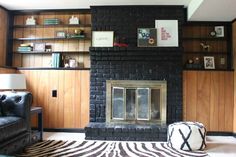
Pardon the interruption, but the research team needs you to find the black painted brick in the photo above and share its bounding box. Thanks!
[87,6,184,141]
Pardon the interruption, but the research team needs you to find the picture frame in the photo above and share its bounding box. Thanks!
[155,20,179,47]
[214,26,224,37]
[55,31,66,38]
[137,28,157,47]
[204,56,215,69]
[92,31,114,47]
[33,43,45,52]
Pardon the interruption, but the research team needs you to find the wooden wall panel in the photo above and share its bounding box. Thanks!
[80,70,90,128]
[224,72,234,131]
[0,8,8,66]
[183,71,197,121]
[197,72,211,130]
[19,70,90,129]
[183,71,234,132]
[233,21,236,133]
[0,68,16,74]
[218,72,225,131]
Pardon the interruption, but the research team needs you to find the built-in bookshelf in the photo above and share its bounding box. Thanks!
[182,22,232,70]
[11,10,91,69]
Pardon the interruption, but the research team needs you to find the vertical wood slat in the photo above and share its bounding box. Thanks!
[0,68,16,74]
[210,72,219,131]
[183,71,234,132]
[218,72,225,131]
[19,70,89,129]
[80,71,90,128]
[233,21,236,133]
[183,71,197,121]
[224,72,234,131]
[197,71,211,130]
[0,8,8,66]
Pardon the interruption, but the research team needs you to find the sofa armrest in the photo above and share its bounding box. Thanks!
[0,91,32,125]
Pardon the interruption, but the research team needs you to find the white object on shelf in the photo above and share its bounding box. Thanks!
[69,15,79,24]
[26,16,36,25]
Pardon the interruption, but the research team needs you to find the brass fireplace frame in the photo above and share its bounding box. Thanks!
[106,80,167,125]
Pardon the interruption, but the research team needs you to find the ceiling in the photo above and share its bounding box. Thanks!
[0,0,235,21]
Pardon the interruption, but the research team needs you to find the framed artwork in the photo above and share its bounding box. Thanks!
[55,31,66,38]
[92,31,114,47]
[33,43,45,52]
[204,56,215,69]
[215,26,224,37]
[155,20,179,47]
[137,28,157,47]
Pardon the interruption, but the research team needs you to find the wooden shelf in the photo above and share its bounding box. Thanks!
[14,51,89,54]
[183,68,233,71]
[184,51,228,55]
[13,24,91,28]
[182,37,226,40]
[13,37,90,41]
[16,67,90,70]
[89,47,183,52]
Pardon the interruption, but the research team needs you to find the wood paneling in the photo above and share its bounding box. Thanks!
[183,71,234,132]
[0,68,16,74]
[0,8,8,66]
[233,21,236,133]
[19,70,90,129]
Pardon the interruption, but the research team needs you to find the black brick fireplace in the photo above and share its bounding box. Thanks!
[85,6,185,141]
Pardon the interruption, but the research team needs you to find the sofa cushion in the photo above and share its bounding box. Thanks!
[0,116,27,143]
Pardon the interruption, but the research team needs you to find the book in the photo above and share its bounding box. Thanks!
[51,53,62,68]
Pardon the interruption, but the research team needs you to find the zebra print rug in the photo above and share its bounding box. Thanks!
[18,140,208,157]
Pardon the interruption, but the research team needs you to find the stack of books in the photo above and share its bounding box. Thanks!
[70,34,85,38]
[51,53,62,68]
[18,43,32,52]
[44,18,60,25]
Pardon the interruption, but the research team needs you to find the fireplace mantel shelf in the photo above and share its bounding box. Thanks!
[89,47,183,52]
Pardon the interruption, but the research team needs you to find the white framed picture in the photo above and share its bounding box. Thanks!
[204,56,215,69]
[215,26,224,37]
[92,31,114,47]
[155,20,179,47]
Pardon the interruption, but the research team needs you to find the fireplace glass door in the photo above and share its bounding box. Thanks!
[107,80,166,124]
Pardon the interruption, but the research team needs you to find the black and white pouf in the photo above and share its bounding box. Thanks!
[167,121,206,151]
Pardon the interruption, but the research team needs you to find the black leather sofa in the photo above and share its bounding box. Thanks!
[0,91,32,155]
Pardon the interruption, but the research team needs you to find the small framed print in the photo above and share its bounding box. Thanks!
[137,28,157,47]
[92,31,114,47]
[33,43,45,52]
[55,31,66,38]
[215,26,224,37]
[204,56,215,69]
